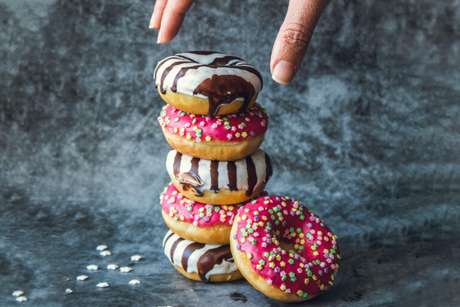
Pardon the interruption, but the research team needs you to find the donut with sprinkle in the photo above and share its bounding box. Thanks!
[161,183,239,227]
[157,103,268,161]
[230,195,340,302]
[161,183,241,244]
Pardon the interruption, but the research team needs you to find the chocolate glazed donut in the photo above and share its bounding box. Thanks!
[154,51,263,116]
[167,149,272,198]
[193,75,255,116]
[163,231,238,282]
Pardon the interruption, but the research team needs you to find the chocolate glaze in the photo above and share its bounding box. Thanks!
[176,156,204,196]
[170,150,271,196]
[197,245,234,282]
[171,54,245,94]
[210,160,219,192]
[181,242,205,271]
[245,156,257,196]
[227,161,237,191]
[156,51,263,117]
[194,74,255,116]
[160,60,189,94]
[169,237,184,261]
[163,232,237,282]
[265,153,273,182]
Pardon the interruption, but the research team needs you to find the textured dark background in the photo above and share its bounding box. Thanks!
[1,0,460,306]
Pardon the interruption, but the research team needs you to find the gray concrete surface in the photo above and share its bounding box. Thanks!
[1,0,460,306]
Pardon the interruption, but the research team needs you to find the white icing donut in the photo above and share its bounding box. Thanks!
[165,149,272,196]
[154,51,262,101]
[162,230,237,281]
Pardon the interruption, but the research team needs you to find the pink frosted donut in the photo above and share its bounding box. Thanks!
[161,183,240,244]
[230,195,341,302]
[158,103,268,161]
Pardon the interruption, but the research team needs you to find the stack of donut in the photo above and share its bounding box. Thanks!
[155,51,340,302]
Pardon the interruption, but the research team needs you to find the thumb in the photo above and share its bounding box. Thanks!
[271,0,327,85]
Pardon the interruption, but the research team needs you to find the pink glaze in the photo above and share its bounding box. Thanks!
[157,103,268,143]
[161,183,240,227]
[234,195,340,300]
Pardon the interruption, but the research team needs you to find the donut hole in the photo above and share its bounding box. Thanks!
[273,227,307,258]
[279,239,295,252]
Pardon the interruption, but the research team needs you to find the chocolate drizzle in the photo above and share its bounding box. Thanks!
[175,155,204,196]
[197,246,234,282]
[168,150,271,196]
[245,156,257,196]
[155,51,263,117]
[181,242,205,271]
[193,74,255,116]
[227,161,237,191]
[265,153,273,182]
[210,160,219,192]
[160,60,189,94]
[169,237,184,261]
[163,231,237,282]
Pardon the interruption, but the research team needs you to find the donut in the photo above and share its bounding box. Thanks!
[161,183,239,244]
[165,149,272,205]
[230,195,340,302]
[163,230,242,282]
[154,51,263,117]
[158,103,268,161]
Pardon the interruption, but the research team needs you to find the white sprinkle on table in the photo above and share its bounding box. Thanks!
[12,290,24,297]
[86,264,99,271]
[96,282,110,288]
[76,275,89,281]
[96,244,108,251]
[107,263,119,270]
[99,250,112,257]
[16,296,28,303]
[128,279,141,286]
[119,266,133,273]
[130,255,143,262]
[65,288,73,295]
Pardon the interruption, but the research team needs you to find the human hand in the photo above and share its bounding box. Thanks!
[149,0,327,85]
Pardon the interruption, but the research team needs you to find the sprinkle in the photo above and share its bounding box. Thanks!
[65,288,73,295]
[16,296,27,303]
[107,263,119,270]
[100,250,111,257]
[96,245,108,251]
[130,255,143,262]
[76,275,89,281]
[129,279,141,286]
[119,266,134,273]
[12,290,24,297]
[96,282,110,288]
[86,264,99,271]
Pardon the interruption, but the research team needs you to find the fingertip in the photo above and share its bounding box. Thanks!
[271,60,296,85]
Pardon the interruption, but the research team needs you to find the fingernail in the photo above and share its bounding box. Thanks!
[149,19,158,30]
[272,60,295,85]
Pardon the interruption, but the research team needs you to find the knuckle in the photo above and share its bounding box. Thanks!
[280,23,310,50]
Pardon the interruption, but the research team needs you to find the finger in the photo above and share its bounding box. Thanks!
[271,0,327,85]
[149,0,168,30]
[157,0,194,44]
